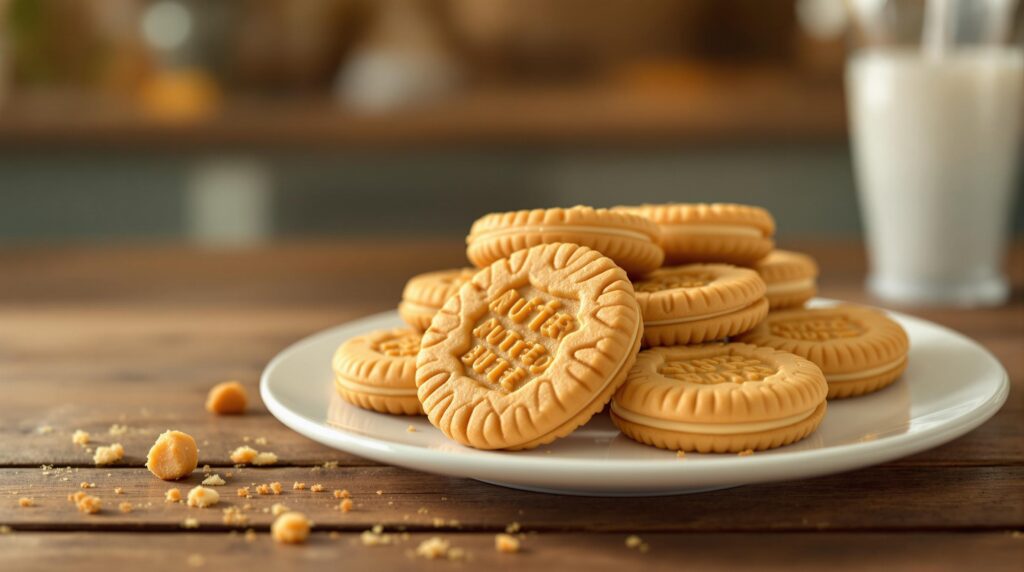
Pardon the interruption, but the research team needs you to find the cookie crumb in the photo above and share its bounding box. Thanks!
[182,517,199,529]
[37,425,54,435]
[505,522,521,534]
[222,506,249,526]
[310,484,324,493]
[18,498,33,508]
[0,525,12,534]
[186,486,220,508]
[292,482,306,491]
[860,433,878,443]
[230,446,258,465]
[737,449,754,457]
[322,461,338,469]
[254,436,268,446]
[114,487,125,495]
[495,533,520,553]
[165,488,182,503]
[206,380,248,415]
[676,450,686,459]
[375,490,383,495]
[119,501,133,513]
[72,430,90,446]
[415,537,453,560]
[202,474,226,486]
[244,528,257,543]
[255,484,271,495]
[339,499,354,513]
[270,482,283,495]
[271,503,290,517]
[146,430,199,481]
[109,424,128,436]
[252,452,278,466]
[626,535,650,552]
[236,487,250,498]
[271,512,311,544]
[75,494,102,514]
[93,443,125,466]
[80,481,95,489]
[406,425,417,433]
[360,525,393,546]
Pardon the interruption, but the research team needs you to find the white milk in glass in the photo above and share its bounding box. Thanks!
[847,48,1023,306]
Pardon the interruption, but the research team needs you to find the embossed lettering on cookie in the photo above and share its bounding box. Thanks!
[416,243,643,450]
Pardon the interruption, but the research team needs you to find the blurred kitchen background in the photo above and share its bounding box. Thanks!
[0,0,1021,245]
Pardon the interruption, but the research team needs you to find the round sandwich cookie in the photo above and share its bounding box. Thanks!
[465,206,664,275]
[611,343,828,453]
[737,306,909,399]
[615,203,774,266]
[399,268,477,332]
[417,242,643,450]
[333,328,424,415]
[633,264,769,347]
[754,250,819,310]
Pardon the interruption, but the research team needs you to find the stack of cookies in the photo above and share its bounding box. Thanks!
[332,204,910,454]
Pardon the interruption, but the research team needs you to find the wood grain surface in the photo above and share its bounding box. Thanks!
[1,239,1021,570]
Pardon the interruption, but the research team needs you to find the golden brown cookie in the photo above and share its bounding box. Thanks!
[633,264,769,347]
[736,306,909,399]
[465,206,664,275]
[417,242,643,450]
[399,268,476,332]
[754,250,819,310]
[615,203,774,266]
[333,328,424,415]
[611,343,828,453]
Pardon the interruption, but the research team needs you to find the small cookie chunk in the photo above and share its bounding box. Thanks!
[272,512,312,544]
[737,306,910,399]
[146,430,199,481]
[417,242,643,450]
[333,328,424,415]
[754,250,819,310]
[633,264,768,347]
[611,343,828,453]
[615,203,774,266]
[186,486,220,508]
[466,206,663,275]
[205,380,247,414]
[399,268,477,332]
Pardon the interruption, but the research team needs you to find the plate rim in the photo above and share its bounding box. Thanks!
[260,303,1009,483]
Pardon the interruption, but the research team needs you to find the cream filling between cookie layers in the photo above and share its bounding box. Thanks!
[399,300,441,316]
[610,401,817,435]
[643,298,762,327]
[659,224,764,239]
[468,225,655,244]
[826,357,907,383]
[336,375,418,396]
[765,278,816,296]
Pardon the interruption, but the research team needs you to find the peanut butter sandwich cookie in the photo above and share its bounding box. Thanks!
[737,306,909,399]
[633,264,768,347]
[615,203,774,266]
[399,268,476,332]
[754,250,819,310]
[465,206,663,275]
[333,328,424,415]
[611,343,828,453]
[417,242,642,450]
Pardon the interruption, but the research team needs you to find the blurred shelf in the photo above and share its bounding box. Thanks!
[0,74,846,151]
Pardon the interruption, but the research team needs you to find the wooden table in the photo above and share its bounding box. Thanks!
[1,239,1021,570]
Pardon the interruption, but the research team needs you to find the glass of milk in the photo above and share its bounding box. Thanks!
[846,0,1023,306]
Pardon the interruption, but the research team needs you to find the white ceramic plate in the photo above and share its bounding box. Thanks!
[261,301,1009,496]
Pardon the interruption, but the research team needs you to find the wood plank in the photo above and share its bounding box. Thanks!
[2,532,1023,572]
[1,466,1021,532]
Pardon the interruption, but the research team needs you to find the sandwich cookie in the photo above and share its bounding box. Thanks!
[737,306,909,399]
[333,328,424,415]
[611,343,828,453]
[633,264,769,347]
[754,250,819,310]
[399,268,476,332]
[465,206,663,275]
[615,203,774,266]
[417,242,643,450]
